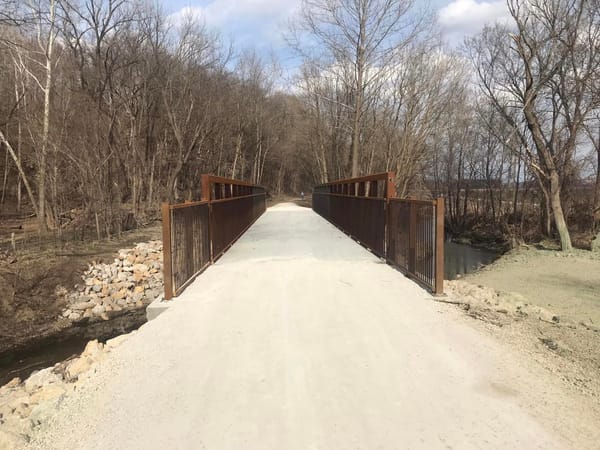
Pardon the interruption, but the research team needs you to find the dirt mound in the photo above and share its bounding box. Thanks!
[445,280,560,324]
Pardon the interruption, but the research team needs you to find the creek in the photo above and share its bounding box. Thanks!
[0,309,147,386]
[444,241,501,280]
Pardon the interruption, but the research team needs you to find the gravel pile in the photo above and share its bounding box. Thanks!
[0,335,133,448]
[61,241,163,322]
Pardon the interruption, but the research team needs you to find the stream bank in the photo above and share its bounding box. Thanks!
[0,227,163,389]
[0,309,147,386]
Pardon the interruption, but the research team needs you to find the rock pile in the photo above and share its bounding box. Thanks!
[62,241,163,322]
[0,334,132,448]
[445,280,560,323]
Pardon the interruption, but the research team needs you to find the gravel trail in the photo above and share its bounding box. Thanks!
[27,204,596,449]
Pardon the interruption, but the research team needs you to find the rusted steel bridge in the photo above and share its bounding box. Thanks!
[161,172,444,300]
[44,177,568,449]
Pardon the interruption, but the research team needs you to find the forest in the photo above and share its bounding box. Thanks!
[0,0,599,251]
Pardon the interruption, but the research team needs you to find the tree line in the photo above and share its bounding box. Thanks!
[0,0,599,251]
[0,0,309,239]
[291,0,600,250]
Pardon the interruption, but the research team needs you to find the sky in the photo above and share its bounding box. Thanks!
[163,0,511,74]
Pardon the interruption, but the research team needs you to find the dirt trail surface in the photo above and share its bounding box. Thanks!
[28,204,599,449]
[466,246,600,325]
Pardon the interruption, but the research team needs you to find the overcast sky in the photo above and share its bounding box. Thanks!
[163,0,511,71]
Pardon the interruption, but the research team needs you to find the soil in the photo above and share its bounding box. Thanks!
[467,246,600,325]
[445,246,600,402]
[0,222,162,356]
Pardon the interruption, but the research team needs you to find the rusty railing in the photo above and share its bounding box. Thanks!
[202,175,267,259]
[387,198,444,294]
[313,173,396,257]
[313,172,444,295]
[162,175,267,300]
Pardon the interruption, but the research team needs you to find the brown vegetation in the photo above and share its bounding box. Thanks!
[0,0,598,250]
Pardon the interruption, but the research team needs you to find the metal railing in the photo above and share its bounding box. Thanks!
[387,198,444,294]
[162,175,267,300]
[313,173,396,257]
[313,172,444,295]
[202,175,267,259]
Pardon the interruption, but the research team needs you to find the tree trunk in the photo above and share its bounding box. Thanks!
[350,93,362,177]
[37,0,56,233]
[538,182,552,238]
[593,143,600,231]
[0,131,39,218]
[350,10,367,178]
[512,148,522,222]
[231,133,243,179]
[549,170,572,251]
[147,153,156,210]
[522,93,572,249]
[1,146,8,208]
[16,120,22,213]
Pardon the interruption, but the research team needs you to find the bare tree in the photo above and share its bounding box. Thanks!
[2,0,58,231]
[379,46,468,196]
[584,113,600,231]
[290,0,429,177]
[467,0,600,251]
[37,0,57,232]
[0,0,33,27]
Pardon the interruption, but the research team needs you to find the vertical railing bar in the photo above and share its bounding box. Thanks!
[409,202,416,275]
[434,197,445,295]
[161,202,174,300]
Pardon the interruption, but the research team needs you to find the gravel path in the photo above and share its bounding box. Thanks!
[27,204,595,449]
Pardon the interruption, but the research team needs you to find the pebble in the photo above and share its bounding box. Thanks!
[71,301,94,311]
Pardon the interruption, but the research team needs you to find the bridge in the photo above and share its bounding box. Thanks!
[34,174,563,449]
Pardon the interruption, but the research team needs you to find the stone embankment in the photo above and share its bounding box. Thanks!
[0,335,133,449]
[0,240,164,448]
[61,241,163,322]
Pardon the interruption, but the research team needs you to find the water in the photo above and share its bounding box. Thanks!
[0,336,90,385]
[0,310,147,386]
[445,241,500,280]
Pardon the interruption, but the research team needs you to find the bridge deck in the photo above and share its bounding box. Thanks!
[35,203,565,449]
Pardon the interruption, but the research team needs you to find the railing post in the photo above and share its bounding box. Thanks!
[201,174,214,263]
[385,197,390,260]
[386,172,397,198]
[409,201,416,275]
[434,197,445,295]
[161,202,174,300]
[201,174,210,202]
